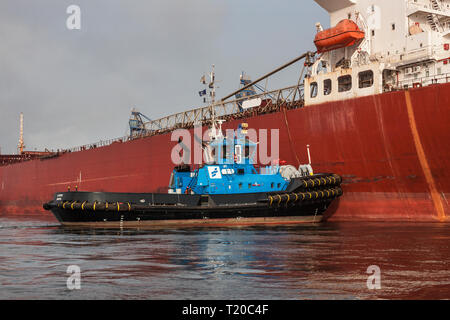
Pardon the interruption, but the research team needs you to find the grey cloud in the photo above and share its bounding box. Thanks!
[0,0,327,154]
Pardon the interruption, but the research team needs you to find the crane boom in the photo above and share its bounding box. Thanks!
[221,51,315,102]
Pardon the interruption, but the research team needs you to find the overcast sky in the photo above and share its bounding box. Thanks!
[0,0,328,154]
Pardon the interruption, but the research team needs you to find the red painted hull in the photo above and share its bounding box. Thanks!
[1,84,449,221]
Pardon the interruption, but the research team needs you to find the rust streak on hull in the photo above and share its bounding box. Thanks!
[404,90,446,221]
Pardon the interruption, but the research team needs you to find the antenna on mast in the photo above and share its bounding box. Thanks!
[199,64,218,107]
[210,64,216,105]
[207,64,224,140]
[18,112,25,155]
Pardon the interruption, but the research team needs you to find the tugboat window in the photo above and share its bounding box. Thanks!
[244,146,250,158]
[222,145,227,160]
[211,147,218,163]
[338,75,352,92]
[359,70,374,88]
[169,173,175,188]
[234,144,242,163]
[324,79,332,95]
[310,82,318,98]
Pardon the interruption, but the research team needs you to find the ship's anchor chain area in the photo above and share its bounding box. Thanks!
[268,174,343,207]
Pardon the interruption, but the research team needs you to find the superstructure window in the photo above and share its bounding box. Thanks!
[310,82,318,98]
[338,75,352,92]
[324,79,332,95]
[358,70,374,88]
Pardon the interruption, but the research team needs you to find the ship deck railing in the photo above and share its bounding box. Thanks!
[395,71,450,90]
[145,84,305,132]
[60,84,305,154]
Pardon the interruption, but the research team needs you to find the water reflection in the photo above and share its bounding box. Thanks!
[0,217,449,299]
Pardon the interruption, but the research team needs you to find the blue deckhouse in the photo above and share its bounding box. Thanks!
[169,122,290,195]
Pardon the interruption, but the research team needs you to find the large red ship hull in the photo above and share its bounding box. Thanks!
[1,84,449,221]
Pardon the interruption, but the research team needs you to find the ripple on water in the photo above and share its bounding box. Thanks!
[0,217,449,299]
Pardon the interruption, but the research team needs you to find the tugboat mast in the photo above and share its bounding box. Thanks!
[200,64,217,106]
[210,64,216,105]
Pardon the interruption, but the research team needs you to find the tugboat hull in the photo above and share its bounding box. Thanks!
[43,176,343,228]
[49,208,327,228]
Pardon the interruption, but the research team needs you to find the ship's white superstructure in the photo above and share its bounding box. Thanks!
[305,0,450,105]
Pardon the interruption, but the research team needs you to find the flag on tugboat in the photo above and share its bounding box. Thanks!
[199,89,207,97]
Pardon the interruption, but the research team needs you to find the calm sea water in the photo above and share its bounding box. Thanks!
[0,215,449,300]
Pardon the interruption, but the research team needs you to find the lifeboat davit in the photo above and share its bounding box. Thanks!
[314,19,365,53]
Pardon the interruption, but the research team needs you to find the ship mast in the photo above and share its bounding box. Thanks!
[17,112,25,155]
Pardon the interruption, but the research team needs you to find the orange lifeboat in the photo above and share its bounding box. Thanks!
[314,19,365,53]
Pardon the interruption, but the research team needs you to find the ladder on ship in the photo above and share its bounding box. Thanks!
[427,0,443,32]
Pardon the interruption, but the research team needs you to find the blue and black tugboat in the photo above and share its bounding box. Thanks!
[43,121,342,228]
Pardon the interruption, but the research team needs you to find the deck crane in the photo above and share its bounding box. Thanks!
[129,108,155,136]
[235,72,275,110]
